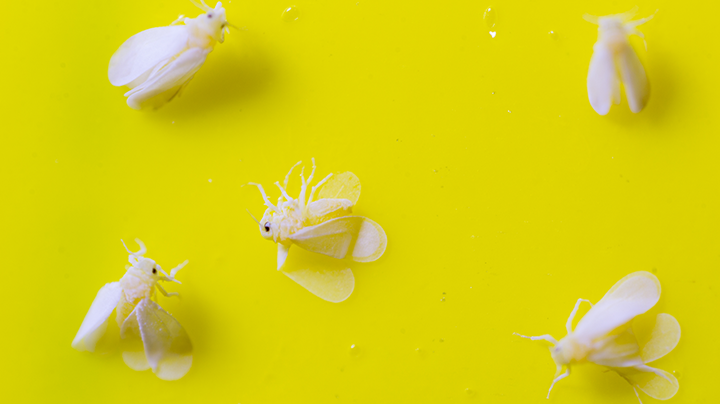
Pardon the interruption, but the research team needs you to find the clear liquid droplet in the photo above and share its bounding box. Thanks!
[465,388,476,397]
[549,30,558,40]
[282,6,300,22]
[483,8,496,29]
[349,344,363,358]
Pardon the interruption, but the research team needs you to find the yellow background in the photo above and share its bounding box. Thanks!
[0,0,716,402]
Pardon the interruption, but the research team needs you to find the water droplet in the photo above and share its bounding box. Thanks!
[672,369,683,379]
[349,344,362,358]
[465,388,476,397]
[483,8,496,29]
[439,338,444,343]
[440,297,446,302]
[491,92,495,95]
[549,30,558,39]
[282,6,300,22]
[208,179,213,183]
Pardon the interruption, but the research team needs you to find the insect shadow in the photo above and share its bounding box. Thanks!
[152,35,275,119]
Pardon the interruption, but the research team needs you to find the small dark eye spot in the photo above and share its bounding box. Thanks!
[207,14,213,18]
[264,222,271,232]
[152,268,157,274]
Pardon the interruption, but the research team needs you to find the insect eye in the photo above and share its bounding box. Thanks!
[152,267,157,274]
[207,14,213,18]
[264,222,271,232]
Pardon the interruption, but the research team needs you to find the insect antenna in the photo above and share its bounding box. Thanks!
[246,209,261,225]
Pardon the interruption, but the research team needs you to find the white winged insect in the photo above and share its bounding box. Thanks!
[72,239,192,381]
[247,159,387,303]
[515,271,680,403]
[108,1,232,110]
[585,8,656,115]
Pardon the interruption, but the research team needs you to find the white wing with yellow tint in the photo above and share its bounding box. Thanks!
[317,171,361,205]
[637,313,681,364]
[615,366,679,400]
[289,216,386,262]
[120,298,193,380]
[618,42,650,113]
[573,272,661,342]
[283,267,355,303]
[72,282,122,352]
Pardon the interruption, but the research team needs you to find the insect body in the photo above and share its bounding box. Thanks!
[72,239,192,380]
[585,9,655,115]
[515,271,680,403]
[108,1,230,110]
[248,159,387,302]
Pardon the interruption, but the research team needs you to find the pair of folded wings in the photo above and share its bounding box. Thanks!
[72,282,192,380]
[280,172,387,303]
[571,271,680,400]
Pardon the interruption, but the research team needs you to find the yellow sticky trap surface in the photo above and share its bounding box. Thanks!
[0,0,716,403]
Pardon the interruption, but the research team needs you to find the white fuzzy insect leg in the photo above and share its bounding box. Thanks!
[170,15,185,25]
[283,161,302,189]
[547,368,570,399]
[275,181,294,202]
[566,298,593,334]
[632,364,673,383]
[169,260,188,278]
[633,386,643,404]
[513,332,558,346]
[247,183,280,213]
[157,283,179,298]
[307,173,333,206]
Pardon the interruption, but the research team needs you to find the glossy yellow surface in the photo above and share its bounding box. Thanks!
[1,0,716,402]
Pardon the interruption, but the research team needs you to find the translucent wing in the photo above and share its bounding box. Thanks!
[587,42,620,115]
[586,326,644,368]
[120,307,150,371]
[636,313,681,364]
[72,282,122,352]
[108,26,190,87]
[573,272,660,342]
[289,216,387,262]
[122,298,193,380]
[618,42,650,113]
[616,366,679,400]
[305,198,354,226]
[125,47,210,110]
[283,267,355,303]
[318,172,361,205]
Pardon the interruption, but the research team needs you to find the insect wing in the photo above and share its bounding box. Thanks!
[586,326,644,368]
[108,26,190,87]
[138,298,193,380]
[305,198,354,226]
[616,366,679,400]
[637,313,681,364]
[317,172,361,205]
[587,42,620,115]
[289,216,387,262]
[618,42,650,113]
[283,267,355,303]
[125,47,210,110]
[120,305,151,371]
[72,282,122,352]
[573,272,660,342]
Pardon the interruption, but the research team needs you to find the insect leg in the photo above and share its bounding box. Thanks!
[513,333,557,345]
[566,298,593,333]
[547,367,570,399]
[247,183,280,213]
[169,15,185,25]
[275,181,294,202]
[307,173,333,206]
[632,386,643,404]
[283,161,302,189]
[169,260,189,278]
[632,365,673,383]
[156,283,179,298]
